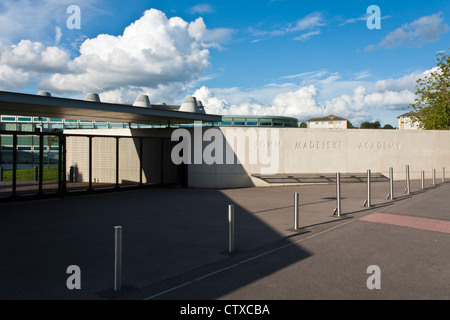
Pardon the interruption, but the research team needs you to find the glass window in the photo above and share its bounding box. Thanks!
[17,117,32,122]
[80,123,94,129]
[49,123,64,130]
[18,124,34,132]
[109,123,125,128]
[1,116,16,122]
[33,117,48,122]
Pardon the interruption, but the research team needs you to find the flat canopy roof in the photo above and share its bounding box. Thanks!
[0,91,221,125]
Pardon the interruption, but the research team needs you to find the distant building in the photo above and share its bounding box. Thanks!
[398,112,420,130]
[307,115,348,129]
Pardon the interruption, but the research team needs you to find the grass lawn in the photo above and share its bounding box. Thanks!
[2,166,59,181]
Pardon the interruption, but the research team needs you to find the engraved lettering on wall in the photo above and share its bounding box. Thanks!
[294,141,341,150]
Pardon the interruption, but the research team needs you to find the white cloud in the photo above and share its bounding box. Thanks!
[0,40,70,73]
[271,86,326,118]
[324,86,416,118]
[34,9,228,95]
[373,72,421,92]
[371,13,449,49]
[287,12,325,32]
[189,3,215,15]
[55,26,63,46]
[194,85,326,119]
[339,13,371,26]
[354,71,371,80]
[339,13,392,26]
[0,39,70,90]
[248,12,325,42]
[0,64,30,90]
[187,17,235,48]
[294,30,321,41]
[0,8,233,102]
[192,68,423,125]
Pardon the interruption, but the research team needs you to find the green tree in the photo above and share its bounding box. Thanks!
[382,124,394,129]
[347,121,357,129]
[360,121,381,129]
[407,51,450,130]
[299,122,307,128]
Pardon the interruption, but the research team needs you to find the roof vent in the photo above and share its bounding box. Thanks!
[37,91,52,97]
[178,96,199,113]
[197,100,206,114]
[85,93,101,102]
[133,94,152,108]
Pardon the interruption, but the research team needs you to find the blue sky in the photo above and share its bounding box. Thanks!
[0,0,449,126]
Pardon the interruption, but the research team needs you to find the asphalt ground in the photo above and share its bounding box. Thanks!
[0,177,448,303]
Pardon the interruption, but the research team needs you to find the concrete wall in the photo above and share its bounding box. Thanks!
[187,127,450,188]
[64,127,450,189]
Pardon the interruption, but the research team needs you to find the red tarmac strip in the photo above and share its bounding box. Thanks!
[360,212,450,234]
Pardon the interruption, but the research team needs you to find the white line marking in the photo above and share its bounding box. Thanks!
[143,218,355,300]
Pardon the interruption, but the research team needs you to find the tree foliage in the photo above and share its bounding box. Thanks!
[360,121,381,129]
[408,51,450,130]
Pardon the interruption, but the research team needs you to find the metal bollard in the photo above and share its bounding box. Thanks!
[366,169,371,207]
[34,166,39,182]
[389,167,394,200]
[432,169,436,187]
[228,205,235,253]
[0,166,2,182]
[114,226,122,292]
[294,192,299,230]
[421,171,425,190]
[405,165,410,195]
[442,167,445,183]
[334,172,341,217]
[69,166,74,183]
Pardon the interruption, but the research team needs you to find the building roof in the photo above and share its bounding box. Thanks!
[307,115,348,122]
[0,90,221,126]
[397,111,417,118]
